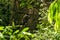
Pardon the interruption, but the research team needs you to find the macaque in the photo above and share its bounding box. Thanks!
[20,14,30,25]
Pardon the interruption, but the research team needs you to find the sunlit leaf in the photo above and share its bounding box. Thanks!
[0,26,4,30]
[13,30,19,34]
[21,27,29,32]
[0,32,4,38]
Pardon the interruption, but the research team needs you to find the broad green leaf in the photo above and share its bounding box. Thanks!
[21,27,29,32]
[0,26,4,30]
[48,0,56,24]
[48,0,60,33]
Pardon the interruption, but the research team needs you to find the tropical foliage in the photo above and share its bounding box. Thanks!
[48,0,60,33]
[0,0,60,40]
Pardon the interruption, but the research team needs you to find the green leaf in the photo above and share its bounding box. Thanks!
[0,26,4,30]
[27,5,33,9]
[12,21,15,28]
[23,32,31,35]
[0,32,4,38]
[13,30,19,34]
[22,32,35,38]
[10,35,17,40]
[21,27,29,32]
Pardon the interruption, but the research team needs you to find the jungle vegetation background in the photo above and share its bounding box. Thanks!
[0,0,60,40]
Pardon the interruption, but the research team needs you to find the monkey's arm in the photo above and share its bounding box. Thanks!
[20,14,30,25]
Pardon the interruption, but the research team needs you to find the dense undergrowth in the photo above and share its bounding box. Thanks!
[0,0,60,40]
